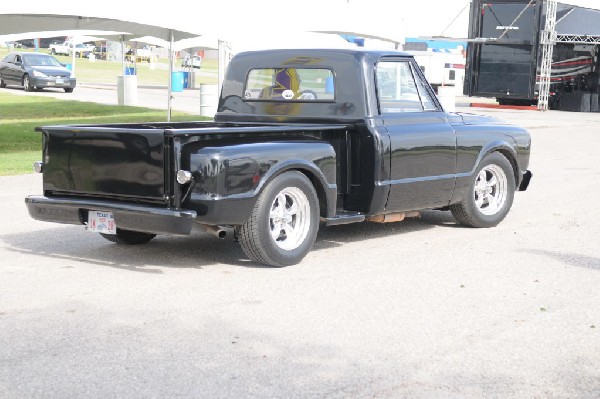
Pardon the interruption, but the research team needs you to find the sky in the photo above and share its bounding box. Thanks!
[2,0,600,46]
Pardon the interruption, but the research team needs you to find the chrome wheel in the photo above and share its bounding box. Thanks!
[473,164,508,216]
[23,75,33,92]
[269,187,311,251]
[237,171,319,266]
[450,152,515,228]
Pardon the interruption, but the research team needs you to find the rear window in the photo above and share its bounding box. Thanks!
[244,68,335,101]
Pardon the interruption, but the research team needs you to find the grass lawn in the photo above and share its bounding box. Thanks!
[0,92,207,175]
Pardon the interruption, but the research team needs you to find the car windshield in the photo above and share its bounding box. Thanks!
[23,54,62,67]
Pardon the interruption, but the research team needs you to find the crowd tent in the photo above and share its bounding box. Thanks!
[0,9,212,119]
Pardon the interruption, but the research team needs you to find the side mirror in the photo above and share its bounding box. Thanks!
[15,61,22,66]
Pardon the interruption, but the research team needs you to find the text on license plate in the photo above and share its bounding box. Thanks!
[87,211,116,234]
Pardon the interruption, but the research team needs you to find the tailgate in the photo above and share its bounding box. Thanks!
[40,127,167,203]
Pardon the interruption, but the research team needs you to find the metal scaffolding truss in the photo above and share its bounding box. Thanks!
[538,1,600,110]
[556,34,600,44]
[538,0,557,111]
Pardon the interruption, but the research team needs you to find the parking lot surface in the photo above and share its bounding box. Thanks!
[1,103,600,397]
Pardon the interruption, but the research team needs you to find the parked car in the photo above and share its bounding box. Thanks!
[72,43,95,58]
[126,48,152,63]
[49,41,94,57]
[5,41,26,49]
[0,52,76,92]
[15,39,34,48]
[49,40,71,56]
[92,46,108,60]
[182,55,202,68]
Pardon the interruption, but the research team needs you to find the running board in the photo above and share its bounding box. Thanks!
[322,211,365,226]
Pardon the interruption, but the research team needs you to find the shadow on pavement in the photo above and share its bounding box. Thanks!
[0,210,457,272]
[520,248,600,271]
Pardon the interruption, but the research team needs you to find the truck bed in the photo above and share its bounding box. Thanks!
[37,121,349,205]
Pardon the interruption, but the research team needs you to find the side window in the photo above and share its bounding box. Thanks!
[376,61,423,113]
[15,55,22,64]
[412,64,439,111]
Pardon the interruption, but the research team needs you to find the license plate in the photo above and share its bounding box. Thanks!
[56,78,64,84]
[46,82,55,86]
[87,211,116,234]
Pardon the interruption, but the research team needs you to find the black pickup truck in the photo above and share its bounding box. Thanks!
[25,49,532,266]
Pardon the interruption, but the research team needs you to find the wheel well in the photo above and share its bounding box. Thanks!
[494,149,520,184]
[256,167,329,218]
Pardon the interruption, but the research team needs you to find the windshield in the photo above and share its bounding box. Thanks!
[23,54,62,67]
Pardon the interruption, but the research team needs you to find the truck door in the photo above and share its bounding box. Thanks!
[376,58,457,211]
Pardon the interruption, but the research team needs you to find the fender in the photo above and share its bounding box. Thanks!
[450,138,522,205]
[184,140,337,225]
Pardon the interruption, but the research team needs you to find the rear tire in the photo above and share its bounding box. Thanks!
[236,171,320,267]
[64,88,74,93]
[450,152,515,228]
[0,77,6,88]
[100,228,156,245]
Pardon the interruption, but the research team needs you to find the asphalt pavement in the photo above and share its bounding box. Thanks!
[1,88,600,397]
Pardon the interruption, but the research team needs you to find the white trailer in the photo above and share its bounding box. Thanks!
[406,50,466,94]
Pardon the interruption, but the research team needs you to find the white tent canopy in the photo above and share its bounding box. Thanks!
[128,35,220,52]
[0,31,114,44]
[229,31,355,53]
[0,14,199,42]
[0,12,211,120]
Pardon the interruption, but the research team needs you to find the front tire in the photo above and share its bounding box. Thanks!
[0,77,6,88]
[23,75,34,92]
[450,152,515,228]
[100,228,156,245]
[237,171,320,267]
[64,88,74,93]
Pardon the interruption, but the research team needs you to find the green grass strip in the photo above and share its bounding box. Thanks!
[0,91,208,175]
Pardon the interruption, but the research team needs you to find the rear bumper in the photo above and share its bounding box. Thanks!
[25,195,197,236]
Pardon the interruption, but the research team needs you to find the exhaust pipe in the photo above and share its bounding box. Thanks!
[367,211,420,223]
[202,224,227,239]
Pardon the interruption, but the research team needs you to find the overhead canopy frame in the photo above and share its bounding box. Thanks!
[0,13,205,121]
